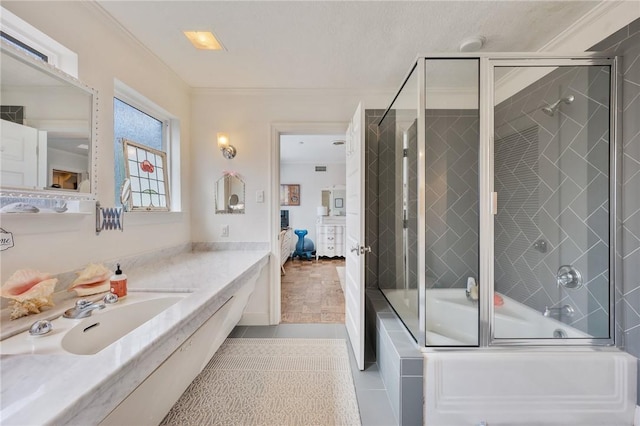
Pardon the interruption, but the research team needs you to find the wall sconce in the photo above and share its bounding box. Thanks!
[217,132,237,159]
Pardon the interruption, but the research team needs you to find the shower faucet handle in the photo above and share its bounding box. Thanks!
[556,265,583,290]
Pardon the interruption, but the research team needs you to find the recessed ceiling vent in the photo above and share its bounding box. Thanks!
[315,166,327,172]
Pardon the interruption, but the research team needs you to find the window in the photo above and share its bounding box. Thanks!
[113,81,180,211]
[0,6,78,77]
[0,31,48,61]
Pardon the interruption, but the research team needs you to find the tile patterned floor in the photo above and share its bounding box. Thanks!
[281,257,346,323]
[230,324,398,426]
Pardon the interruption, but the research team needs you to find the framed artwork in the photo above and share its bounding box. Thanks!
[334,198,344,208]
[280,184,300,206]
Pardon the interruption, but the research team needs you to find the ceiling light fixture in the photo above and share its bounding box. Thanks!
[184,31,225,51]
[459,36,486,52]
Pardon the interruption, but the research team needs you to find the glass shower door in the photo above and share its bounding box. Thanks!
[492,60,614,341]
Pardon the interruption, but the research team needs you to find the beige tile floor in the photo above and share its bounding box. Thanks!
[230,324,398,426]
[280,257,346,323]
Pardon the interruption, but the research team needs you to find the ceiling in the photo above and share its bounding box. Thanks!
[280,134,346,164]
[95,1,604,90]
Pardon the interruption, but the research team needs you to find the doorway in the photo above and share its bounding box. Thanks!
[277,131,347,324]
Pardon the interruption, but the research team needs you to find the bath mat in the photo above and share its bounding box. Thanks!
[160,338,362,426]
[336,266,346,291]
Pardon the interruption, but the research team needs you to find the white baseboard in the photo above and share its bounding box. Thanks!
[238,312,270,326]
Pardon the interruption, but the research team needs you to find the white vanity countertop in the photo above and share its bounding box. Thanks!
[0,249,269,426]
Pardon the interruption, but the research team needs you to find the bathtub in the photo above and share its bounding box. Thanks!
[379,288,637,424]
[382,288,589,345]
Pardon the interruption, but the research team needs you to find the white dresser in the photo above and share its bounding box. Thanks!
[315,216,346,260]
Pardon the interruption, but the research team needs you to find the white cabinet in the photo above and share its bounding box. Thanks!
[315,216,346,259]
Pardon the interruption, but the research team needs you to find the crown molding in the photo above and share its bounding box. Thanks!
[494,1,639,104]
[538,1,639,53]
[81,0,189,90]
[190,86,396,97]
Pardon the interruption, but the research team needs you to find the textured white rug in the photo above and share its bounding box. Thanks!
[336,266,346,291]
[161,338,361,426]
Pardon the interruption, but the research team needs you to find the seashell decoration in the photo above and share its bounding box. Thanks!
[1,269,57,320]
[68,263,111,296]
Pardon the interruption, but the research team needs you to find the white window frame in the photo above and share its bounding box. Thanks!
[0,6,78,77]
[114,79,181,212]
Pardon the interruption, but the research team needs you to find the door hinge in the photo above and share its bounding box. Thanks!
[403,148,408,157]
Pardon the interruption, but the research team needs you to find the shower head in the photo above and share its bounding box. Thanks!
[541,95,575,117]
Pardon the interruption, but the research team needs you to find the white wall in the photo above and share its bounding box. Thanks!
[190,89,390,243]
[191,89,391,322]
[1,2,192,281]
[280,163,345,244]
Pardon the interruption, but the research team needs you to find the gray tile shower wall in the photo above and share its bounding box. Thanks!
[590,19,640,401]
[377,109,403,290]
[406,121,418,293]
[370,108,480,292]
[365,109,385,289]
[424,110,479,289]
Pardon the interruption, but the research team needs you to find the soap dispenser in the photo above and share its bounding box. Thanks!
[110,264,127,298]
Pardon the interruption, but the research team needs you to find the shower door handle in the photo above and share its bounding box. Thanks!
[350,245,360,255]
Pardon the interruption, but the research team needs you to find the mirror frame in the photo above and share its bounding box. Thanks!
[0,41,98,201]
[215,174,245,214]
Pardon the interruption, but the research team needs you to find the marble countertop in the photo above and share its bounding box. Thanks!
[0,249,269,426]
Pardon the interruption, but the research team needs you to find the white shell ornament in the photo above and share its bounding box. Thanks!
[1,269,57,320]
[68,263,111,296]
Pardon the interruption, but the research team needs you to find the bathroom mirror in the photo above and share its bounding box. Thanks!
[0,41,97,200]
[215,174,245,214]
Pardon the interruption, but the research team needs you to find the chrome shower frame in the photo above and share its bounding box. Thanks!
[390,53,622,348]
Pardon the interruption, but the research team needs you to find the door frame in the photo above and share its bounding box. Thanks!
[269,121,349,324]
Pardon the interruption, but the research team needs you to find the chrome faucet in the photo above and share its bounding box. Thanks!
[63,294,118,319]
[543,304,574,319]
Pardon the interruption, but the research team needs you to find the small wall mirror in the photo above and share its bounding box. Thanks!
[320,186,346,216]
[215,174,245,214]
[0,41,97,201]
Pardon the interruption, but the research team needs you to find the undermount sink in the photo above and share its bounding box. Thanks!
[0,293,186,355]
[61,296,184,355]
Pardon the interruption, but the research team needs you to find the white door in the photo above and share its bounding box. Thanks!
[0,120,39,188]
[345,102,366,371]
